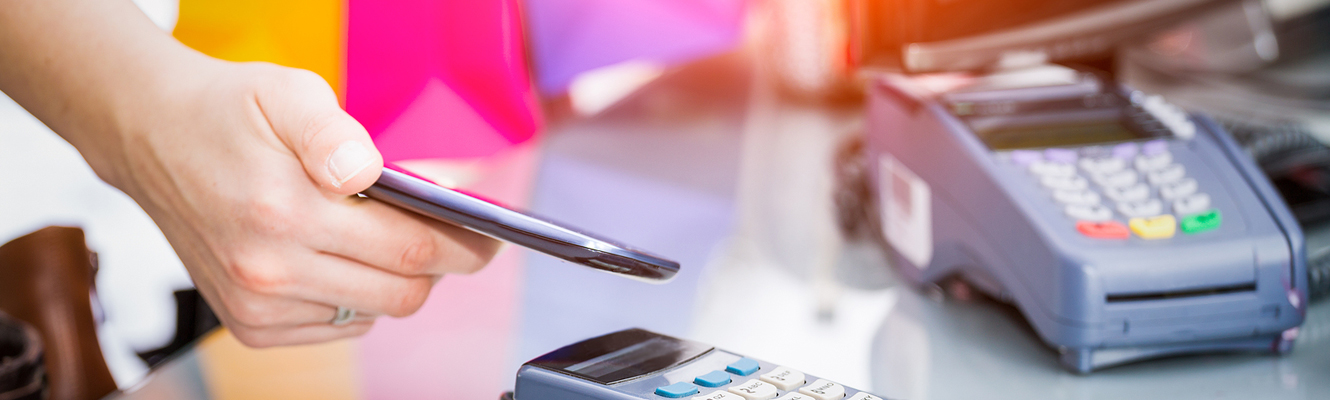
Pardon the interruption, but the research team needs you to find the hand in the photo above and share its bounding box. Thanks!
[0,0,501,347]
[99,59,502,347]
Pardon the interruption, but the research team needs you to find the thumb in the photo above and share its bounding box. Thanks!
[259,68,383,195]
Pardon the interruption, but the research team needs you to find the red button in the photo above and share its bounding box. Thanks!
[1077,220,1129,239]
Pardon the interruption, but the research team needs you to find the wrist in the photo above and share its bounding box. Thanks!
[82,47,222,194]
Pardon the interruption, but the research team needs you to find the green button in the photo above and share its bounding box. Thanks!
[1181,210,1222,234]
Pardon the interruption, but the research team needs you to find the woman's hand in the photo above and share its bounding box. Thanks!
[0,0,501,347]
[109,60,502,346]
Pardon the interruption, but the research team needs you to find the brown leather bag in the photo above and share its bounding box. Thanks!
[0,227,118,400]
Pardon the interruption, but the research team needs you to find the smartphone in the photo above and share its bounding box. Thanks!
[362,167,680,283]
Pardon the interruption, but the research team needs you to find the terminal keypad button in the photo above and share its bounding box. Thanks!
[1147,164,1186,185]
[1181,210,1222,234]
[1142,97,1197,139]
[1135,152,1172,172]
[694,391,744,400]
[1053,189,1100,206]
[1079,157,1126,175]
[726,358,760,376]
[759,366,806,391]
[1010,150,1043,165]
[1104,183,1150,203]
[1129,215,1177,239]
[656,382,701,398]
[1159,178,1198,200]
[1030,160,1077,177]
[1094,169,1138,188]
[1142,139,1169,156]
[1041,175,1088,191]
[727,379,779,400]
[1066,204,1112,221]
[1117,199,1163,218]
[1044,148,1078,163]
[1173,193,1211,215]
[1076,221,1129,239]
[846,394,883,400]
[695,371,732,388]
[775,394,815,400]
[798,379,846,400]
[1112,142,1139,159]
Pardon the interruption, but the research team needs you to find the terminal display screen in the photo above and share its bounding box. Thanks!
[527,329,713,385]
[975,119,1151,150]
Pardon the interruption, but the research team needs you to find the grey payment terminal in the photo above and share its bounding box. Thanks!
[512,328,887,400]
[863,69,1308,372]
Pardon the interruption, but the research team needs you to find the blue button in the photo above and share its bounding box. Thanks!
[654,382,699,398]
[726,358,760,376]
[694,370,732,387]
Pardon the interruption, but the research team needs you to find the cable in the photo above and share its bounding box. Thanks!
[1310,247,1330,303]
[1229,120,1330,302]
[1226,121,1330,167]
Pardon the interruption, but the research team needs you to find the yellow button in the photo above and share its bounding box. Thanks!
[1129,215,1177,239]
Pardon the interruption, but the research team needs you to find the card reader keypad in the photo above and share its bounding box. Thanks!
[1011,140,1222,239]
[657,358,867,400]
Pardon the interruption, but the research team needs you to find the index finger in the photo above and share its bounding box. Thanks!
[311,196,502,277]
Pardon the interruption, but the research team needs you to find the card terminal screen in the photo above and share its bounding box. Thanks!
[974,119,1151,150]
[527,329,713,385]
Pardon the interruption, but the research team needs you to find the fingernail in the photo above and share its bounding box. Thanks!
[327,141,372,188]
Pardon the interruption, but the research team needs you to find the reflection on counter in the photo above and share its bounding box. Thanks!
[873,278,1330,400]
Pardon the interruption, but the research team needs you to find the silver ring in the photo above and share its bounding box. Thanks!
[331,306,356,326]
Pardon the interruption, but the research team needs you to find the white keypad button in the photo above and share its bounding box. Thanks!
[1030,161,1077,177]
[846,394,883,400]
[1143,95,1197,139]
[1094,169,1138,188]
[1159,178,1198,200]
[1066,204,1112,221]
[695,391,745,400]
[1041,175,1088,191]
[776,394,816,400]
[798,380,846,400]
[1118,199,1164,218]
[1174,193,1212,215]
[1147,164,1186,185]
[728,379,779,400]
[1104,183,1150,203]
[1079,157,1125,175]
[759,367,806,391]
[1053,189,1100,206]
[1135,152,1172,172]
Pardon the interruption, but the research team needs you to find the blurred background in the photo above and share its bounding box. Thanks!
[1,0,1328,399]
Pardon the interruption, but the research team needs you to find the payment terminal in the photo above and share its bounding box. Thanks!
[863,68,1309,372]
[512,329,886,400]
